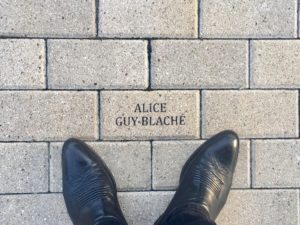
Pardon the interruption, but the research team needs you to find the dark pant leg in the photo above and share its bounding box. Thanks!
[186,221,216,225]
[96,218,125,225]
[161,206,216,225]
[164,211,217,225]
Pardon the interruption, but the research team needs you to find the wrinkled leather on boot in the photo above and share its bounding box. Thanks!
[155,130,239,225]
[62,138,128,225]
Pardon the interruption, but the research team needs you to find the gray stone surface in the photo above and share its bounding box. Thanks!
[202,90,298,138]
[250,40,300,88]
[217,190,299,225]
[200,0,297,38]
[0,194,72,225]
[121,190,299,225]
[151,40,248,89]
[98,0,198,38]
[119,192,173,225]
[0,1,300,224]
[0,39,45,89]
[0,143,48,193]
[252,140,300,188]
[0,191,298,225]
[50,142,151,192]
[0,91,98,141]
[152,140,250,190]
[100,91,200,140]
[48,40,148,89]
[0,0,96,37]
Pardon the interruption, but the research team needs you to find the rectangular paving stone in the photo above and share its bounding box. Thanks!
[120,190,299,225]
[48,40,148,90]
[0,194,72,225]
[0,0,96,37]
[151,40,248,89]
[250,40,300,88]
[98,0,198,38]
[57,190,298,225]
[1,191,297,225]
[50,142,151,192]
[200,0,297,38]
[100,91,200,140]
[216,190,299,225]
[202,90,298,138]
[0,91,98,141]
[252,139,300,188]
[119,192,173,225]
[152,140,250,190]
[0,39,45,89]
[0,192,172,225]
[0,143,48,193]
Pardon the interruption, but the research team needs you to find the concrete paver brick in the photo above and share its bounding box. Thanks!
[151,40,248,89]
[0,39,45,89]
[251,40,300,88]
[100,91,200,140]
[48,40,148,90]
[252,139,300,188]
[0,194,72,225]
[99,0,198,38]
[50,142,151,192]
[200,0,297,38]
[152,140,250,190]
[0,91,99,141]
[0,143,48,193]
[0,0,96,37]
[217,190,299,225]
[0,190,298,225]
[202,90,298,138]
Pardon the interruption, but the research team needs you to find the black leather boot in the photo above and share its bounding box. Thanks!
[154,130,239,225]
[62,138,128,225]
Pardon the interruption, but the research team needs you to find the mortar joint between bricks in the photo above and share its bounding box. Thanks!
[47,141,51,193]
[147,40,152,91]
[248,39,251,89]
[45,39,49,90]
[249,139,254,189]
[197,0,201,38]
[297,0,300,38]
[95,0,99,37]
[150,140,154,191]
[298,90,300,138]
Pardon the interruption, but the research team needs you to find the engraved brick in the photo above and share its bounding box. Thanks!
[48,40,148,90]
[0,91,98,141]
[0,39,45,89]
[202,90,298,138]
[0,194,71,225]
[0,0,95,37]
[251,40,300,88]
[153,140,250,190]
[252,140,300,188]
[50,142,151,192]
[201,0,297,38]
[98,0,197,38]
[100,91,200,140]
[0,143,48,193]
[152,40,248,89]
[217,190,299,225]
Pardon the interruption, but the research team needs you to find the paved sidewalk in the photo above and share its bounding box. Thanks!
[0,0,299,225]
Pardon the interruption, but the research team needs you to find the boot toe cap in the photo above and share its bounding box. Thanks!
[212,130,239,167]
